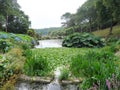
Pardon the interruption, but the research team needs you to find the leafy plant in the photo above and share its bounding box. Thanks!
[62,33,105,48]
[24,50,50,76]
[70,50,118,89]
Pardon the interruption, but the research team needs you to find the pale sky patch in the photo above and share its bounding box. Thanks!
[18,0,87,29]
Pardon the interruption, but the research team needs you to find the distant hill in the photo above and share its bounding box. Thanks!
[34,27,62,35]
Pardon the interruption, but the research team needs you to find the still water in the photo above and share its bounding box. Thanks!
[35,39,62,48]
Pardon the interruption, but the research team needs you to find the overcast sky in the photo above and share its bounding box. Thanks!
[18,0,87,29]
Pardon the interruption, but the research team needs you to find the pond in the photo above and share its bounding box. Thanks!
[35,39,63,48]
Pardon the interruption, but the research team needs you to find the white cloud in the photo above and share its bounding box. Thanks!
[18,0,87,29]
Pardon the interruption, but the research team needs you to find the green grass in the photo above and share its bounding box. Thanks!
[93,25,120,37]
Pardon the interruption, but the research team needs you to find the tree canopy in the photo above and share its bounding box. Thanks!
[61,0,120,35]
[0,0,30,34]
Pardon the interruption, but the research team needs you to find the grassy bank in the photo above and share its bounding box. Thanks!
[93,25,120,37]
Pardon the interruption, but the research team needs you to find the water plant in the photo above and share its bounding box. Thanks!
[23,50,50,76]
[70,49,119,89]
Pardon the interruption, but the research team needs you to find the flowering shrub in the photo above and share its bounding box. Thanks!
[0,32,37,51]
[0,40,12,53]
[14,37,22,42]
[0,34,8,39]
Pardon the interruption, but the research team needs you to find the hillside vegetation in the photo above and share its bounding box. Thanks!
[34,27,62,35]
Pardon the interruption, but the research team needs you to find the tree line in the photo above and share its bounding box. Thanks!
[61,0,120,35]
[0,0,30,34]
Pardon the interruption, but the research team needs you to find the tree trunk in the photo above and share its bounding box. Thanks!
[80,26,82,33]
[109,20,113,35]
[0,23,2,30]
[89,18,92,32]
[5,15,8,32]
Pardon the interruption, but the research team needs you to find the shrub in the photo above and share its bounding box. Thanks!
[27,29,35,37]
[62,33,105,48]
[4,48,25,73]
[0,48,25,87]
[24,50,49,76]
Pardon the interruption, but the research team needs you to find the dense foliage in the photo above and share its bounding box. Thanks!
[62,33,105,48]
